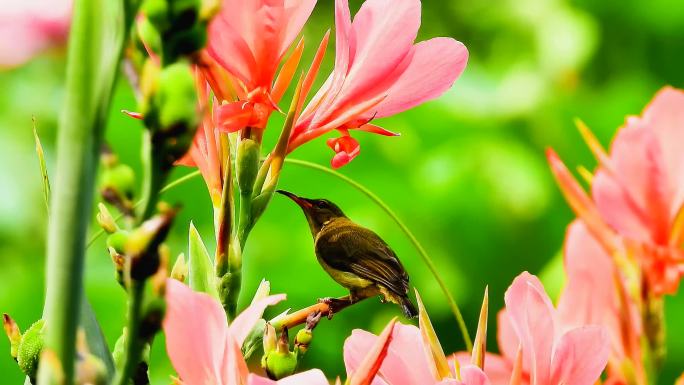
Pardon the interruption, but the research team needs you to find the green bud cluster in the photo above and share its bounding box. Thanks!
[141,0,208,62]
[262,327,298,380]
[17,319,46,381]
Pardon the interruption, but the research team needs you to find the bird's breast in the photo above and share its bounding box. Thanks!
[316,254,373,290]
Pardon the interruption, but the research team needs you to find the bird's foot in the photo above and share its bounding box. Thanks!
[318,297,351,320]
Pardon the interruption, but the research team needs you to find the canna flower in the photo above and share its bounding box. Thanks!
[176,70,226,206]
[288,0,468,168]
[457,272,610,385]
[345,290,491,385]
[164,279,395,385]
[205,0,317,133]
[345,322,491,385]
[0,0,71,68]
[556,221,643,384]
[547,86,684,295]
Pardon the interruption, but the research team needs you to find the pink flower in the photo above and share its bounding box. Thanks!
[288,0,468,168]
[176,71,225,205]
[590,87,684,295]
[556,221,643,384]
[206,0,317,131]
[163,279,327,384]
[547,87,684,295]
[345,321,490,385]
[460,272,610,385]
[0,0,71,68]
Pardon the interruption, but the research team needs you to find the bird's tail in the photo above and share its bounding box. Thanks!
[399,296,418,319]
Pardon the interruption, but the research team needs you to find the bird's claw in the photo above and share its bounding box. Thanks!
[318,297,349,320]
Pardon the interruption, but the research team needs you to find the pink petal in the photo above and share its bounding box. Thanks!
[327,134,360,169]
[222,332,250,385]
[229,294,286,347]
[247,369,329,385]
[637,86,684,220]
[215,101,255,132]
[496,310,519,364]
[334,0,421,106]
[593,124,670,244]
[550,327,610,385]
[504,272,555,385]
[459,365,492,385]
[280,0,318,58]
[450,353,512,385]
[344,323,434,385]
[374,38,468,118]
[163,279,228,385]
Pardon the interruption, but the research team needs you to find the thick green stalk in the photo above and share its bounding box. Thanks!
[112,282,146,385]
[40,0,137,382]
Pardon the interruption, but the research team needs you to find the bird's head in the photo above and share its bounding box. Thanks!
[277,190,346,234]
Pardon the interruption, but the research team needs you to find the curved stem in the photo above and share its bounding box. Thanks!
[112,281,146,385]
[283,158,473,351]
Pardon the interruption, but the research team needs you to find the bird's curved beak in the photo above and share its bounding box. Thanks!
[276,190,312,209]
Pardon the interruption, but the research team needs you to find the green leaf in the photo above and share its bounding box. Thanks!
[32,119,50,215]
[188,222,218,298]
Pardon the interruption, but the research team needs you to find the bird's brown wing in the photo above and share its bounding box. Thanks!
[315,223,409,296]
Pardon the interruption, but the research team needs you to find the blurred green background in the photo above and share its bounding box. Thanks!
[1,0,684,383]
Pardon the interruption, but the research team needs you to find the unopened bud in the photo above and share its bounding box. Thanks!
[142,0,170,32]
[100,163,136,201]
[2,314,21,360]
[170,253,188,282]
[262,328,297,380]
[263,323,277,355]
[294,311,321,355]
[236,138,260,196]
[17,319,45,380]
[137,16,162,57]
[97,203,118,234]
[109,247,126,286]
[147,62,199,166]
[106,230,130,255]
[125,208,177,281]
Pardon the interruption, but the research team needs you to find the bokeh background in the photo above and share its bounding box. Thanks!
[2,0,684,383]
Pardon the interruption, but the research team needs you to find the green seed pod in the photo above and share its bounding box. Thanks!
[169,0,201,29]
[137,16,162,57]
[17,319,45,380]
[106,230,130,255]
[236,139,261,196]
[142,0,170,32]
[295,328,312,347]
[100,163,136,200]
[262,350,298,380]
[164,23,207,61]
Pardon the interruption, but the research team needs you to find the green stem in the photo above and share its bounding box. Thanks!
[137,131,167,222]
[283,158,473,351]
[40,0,138,382]
[112,281,146,385]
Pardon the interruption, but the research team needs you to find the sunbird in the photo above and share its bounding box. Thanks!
[277,190,418,318]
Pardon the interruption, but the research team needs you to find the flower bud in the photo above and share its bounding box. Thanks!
[99,163,136,201]
[236,138,261,196]
[106,230,129,255]
[125,208,177,281]
[2,314,21,360]
[142,0,170,32]
[164,23,207,61]
[17,319,45,380]
[262,328,297,380]
[97,203,118,234]
[137,16,162,57]
[263,323,277,355]
[170,253,188,282]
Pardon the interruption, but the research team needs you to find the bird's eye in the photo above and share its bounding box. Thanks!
[316,201,326,208]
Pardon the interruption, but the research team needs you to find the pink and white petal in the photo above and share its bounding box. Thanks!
[460,365,492,385]
[163,279,228,385]
[640,86,684,219]
[247,369,330,385]
[557,221,617,332]
[344,324,434,385]
[229,294,286,347]
[339,0,421,101]
[495,310,519,364]
[374,38,468,118]
[280,0,318,57]
[595,124,670,243]
[208,14,257,87]
[504,272,555,385]
[222,333,250,385]
[450,353,512,385]
[550,326,610,385]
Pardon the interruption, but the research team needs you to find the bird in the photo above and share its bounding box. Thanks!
[277,190,418,318]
